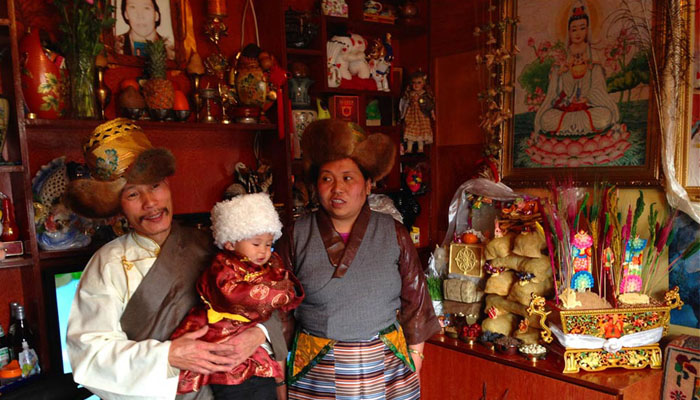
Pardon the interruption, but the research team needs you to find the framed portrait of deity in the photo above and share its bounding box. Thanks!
[500,0,670,186]
[105,0,184,67]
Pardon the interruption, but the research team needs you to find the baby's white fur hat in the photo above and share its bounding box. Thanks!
[210,193,283,249]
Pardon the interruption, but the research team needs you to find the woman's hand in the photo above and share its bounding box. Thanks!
[408,343,425,379]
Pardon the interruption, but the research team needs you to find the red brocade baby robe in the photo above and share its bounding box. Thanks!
[170,251,303,394]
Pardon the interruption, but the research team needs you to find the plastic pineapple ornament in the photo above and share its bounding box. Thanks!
[143,40,174,120]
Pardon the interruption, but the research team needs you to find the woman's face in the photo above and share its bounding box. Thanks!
[568,19,588,45]
[317,158,371,232]
[125,0,158,39]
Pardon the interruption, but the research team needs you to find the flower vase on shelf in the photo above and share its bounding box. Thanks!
[68,54,98,119]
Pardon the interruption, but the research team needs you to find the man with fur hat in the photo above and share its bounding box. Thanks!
[170,193,303,399]
[65,119,288,400]
[276,119,440,399]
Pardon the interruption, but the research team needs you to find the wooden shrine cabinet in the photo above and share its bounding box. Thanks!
[421,335,664,400]
[282,0,436,251]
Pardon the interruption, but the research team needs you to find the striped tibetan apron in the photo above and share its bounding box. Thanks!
[287,325,420,400]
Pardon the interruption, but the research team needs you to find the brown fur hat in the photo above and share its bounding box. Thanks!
[63,119,175,218]
[301,119,396,182]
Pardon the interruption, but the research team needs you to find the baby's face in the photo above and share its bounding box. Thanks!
[231,233,274,265]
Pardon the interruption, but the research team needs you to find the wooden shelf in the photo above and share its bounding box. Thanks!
[320,88,394,97]
[286,48,323,56]
[0,164,24,173]
[0,18,10,26]
[325,16,427,38]
[400,152,428,162]
[38,243,103,261]
[0,254,33,269]
[24,119,277,134]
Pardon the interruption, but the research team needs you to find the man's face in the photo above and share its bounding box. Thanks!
[125,0,158,39]
[120,179,173,245]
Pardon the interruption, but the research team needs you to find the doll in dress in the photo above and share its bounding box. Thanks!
[170,193,303,399]
[399,70,435,153]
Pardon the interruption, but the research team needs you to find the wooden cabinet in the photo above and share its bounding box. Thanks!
[421,335,663,400]
[283,0,435,249]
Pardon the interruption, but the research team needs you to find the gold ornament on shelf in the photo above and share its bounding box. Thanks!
[448,243,485,278]
[187,53,205,121]
[95,54,110,120]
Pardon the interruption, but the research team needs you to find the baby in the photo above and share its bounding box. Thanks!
[170,193,303,399]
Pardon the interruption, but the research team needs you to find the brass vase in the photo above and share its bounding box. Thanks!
[95,66,111,120]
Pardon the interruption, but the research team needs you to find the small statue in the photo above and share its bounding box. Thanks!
[288,62,314,109]
[399,70,435,153]
[367,33,393,92]
[390,189,421,229]
[224,161,273,199]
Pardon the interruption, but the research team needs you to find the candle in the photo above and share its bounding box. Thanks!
[207,0,227,16]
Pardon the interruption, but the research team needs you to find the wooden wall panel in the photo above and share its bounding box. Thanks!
[434,50,484,147]
[0,268,24,330]
[430,0,489,57]
[27,129,259,214]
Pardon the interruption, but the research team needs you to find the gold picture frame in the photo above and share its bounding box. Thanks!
[499,0,669,187]
[448,243,485,278]
[676,1,700,201]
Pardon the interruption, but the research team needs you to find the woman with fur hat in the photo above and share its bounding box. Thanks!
[171,193,303,399]
[277,119,440,399]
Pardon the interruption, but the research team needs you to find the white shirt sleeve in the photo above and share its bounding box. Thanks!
[256,323,273,355]
[67,238,179,400]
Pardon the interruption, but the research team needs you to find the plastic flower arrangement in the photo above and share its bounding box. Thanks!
[540,182,700,308]
[53,0,115,117]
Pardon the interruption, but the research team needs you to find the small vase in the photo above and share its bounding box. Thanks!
[68,53,98,119]
[1,197,19,241]
[19,28,67,119]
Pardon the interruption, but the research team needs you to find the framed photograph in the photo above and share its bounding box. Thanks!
[676,4,700,201]
[105,0,183,67]
[500,0,664,186]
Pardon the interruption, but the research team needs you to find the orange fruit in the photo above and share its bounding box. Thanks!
[461,232,479,244]
[120,78,140,92]
[173,90,189,111]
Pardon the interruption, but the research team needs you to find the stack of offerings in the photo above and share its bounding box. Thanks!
[480,202,554,345]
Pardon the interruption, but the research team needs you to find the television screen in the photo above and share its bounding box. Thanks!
[53,272,83,374]
[51,271,99,400]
